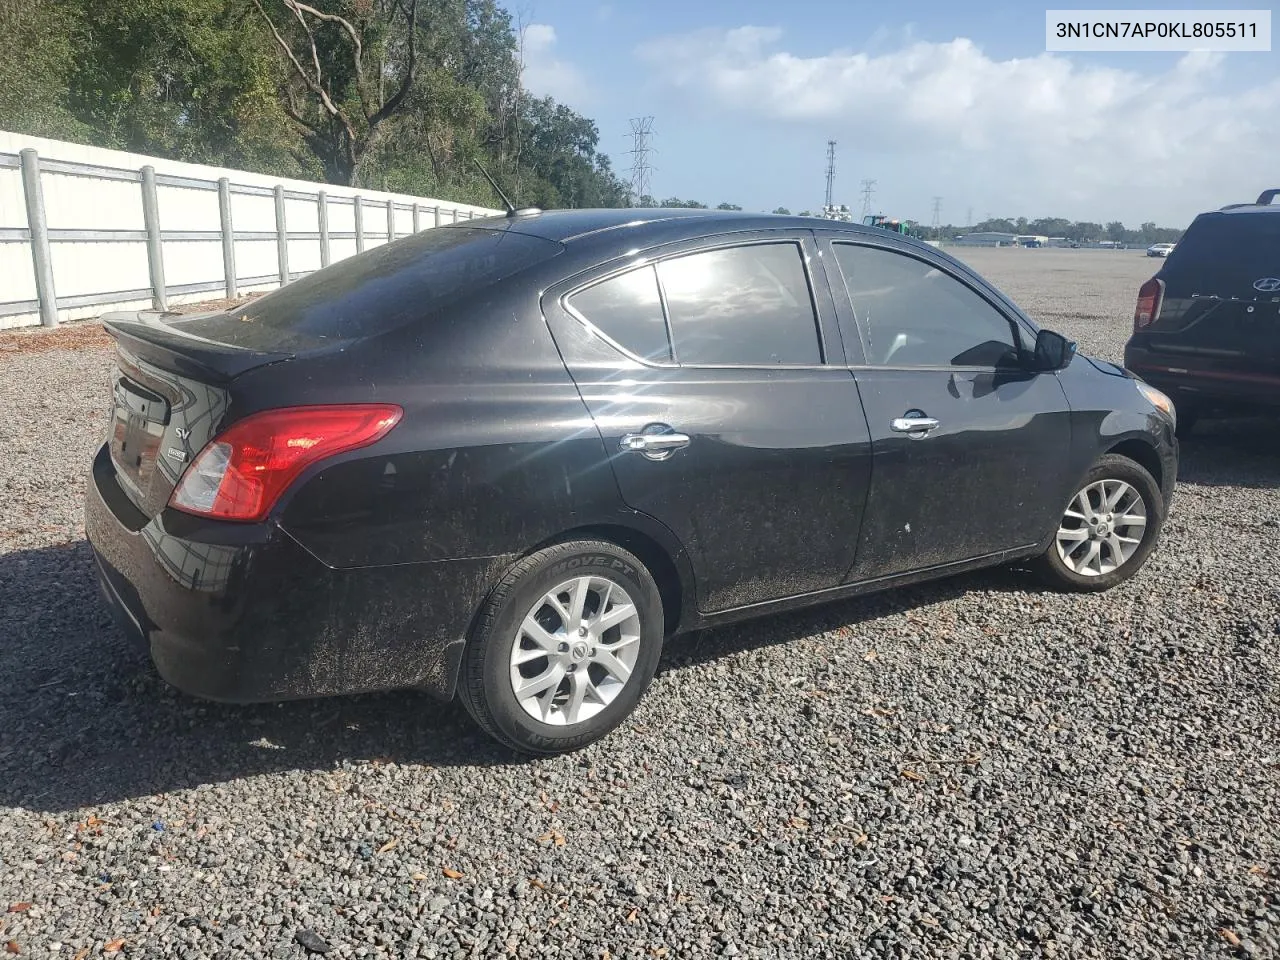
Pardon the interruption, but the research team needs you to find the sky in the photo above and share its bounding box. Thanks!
[516,0,1278,228]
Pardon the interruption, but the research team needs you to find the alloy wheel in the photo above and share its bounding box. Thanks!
[1055,479,1148,577]
[508,575,642,726]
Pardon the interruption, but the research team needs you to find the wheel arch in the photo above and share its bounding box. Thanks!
[1104,436,1165,493]
[531,523,692,638]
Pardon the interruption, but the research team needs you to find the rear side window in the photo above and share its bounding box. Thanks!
[832,244,1019,368]
[177,228,561,351]
[567,265,672,363]
[1163,213,1280,295]
[657,243,822,365]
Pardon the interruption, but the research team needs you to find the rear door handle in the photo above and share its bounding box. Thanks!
[620,428,691,461]
[890,414,940,436]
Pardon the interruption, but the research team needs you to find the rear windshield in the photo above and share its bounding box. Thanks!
[1164,213,1280,294]
[175,227,560,351]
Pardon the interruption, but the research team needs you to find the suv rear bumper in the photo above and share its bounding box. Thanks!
[1124,345,1280,413]
[85,443,508,704]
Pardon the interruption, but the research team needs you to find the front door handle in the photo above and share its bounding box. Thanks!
[620,427,691,461]
[890,413,940,437]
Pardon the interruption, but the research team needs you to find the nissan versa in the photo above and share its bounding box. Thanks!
[86,209,1178,754]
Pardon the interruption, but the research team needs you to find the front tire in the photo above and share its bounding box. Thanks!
[1034,453,1165,592]
[458,540,664,754]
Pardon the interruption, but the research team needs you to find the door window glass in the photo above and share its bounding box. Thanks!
[567,265,672,363]
[658,243,822,365]
[832,244,1019,367]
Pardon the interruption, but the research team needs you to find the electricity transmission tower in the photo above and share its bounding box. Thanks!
[824,140,837,209]
[860,179,876,218]
[931,196,943,230]
[967,206,974,228]
[628,117,655,207]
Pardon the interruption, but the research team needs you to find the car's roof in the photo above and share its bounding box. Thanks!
[458,207,891,244]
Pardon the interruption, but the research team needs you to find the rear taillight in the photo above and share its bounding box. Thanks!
[169,404,403,522]
[1133,278,1165,331]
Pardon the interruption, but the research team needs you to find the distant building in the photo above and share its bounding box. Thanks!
[1015,235,1050,247]
[953,232,1018,247]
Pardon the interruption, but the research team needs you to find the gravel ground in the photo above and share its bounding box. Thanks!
[1,250,1277,959]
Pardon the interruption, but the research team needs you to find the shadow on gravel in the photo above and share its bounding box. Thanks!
[1176,416,1280,489]
[0,539,1037,813]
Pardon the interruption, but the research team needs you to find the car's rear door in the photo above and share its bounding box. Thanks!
[818,233,1075,582]
[542,231,873,614]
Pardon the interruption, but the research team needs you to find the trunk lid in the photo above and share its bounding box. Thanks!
[102,311,293,518]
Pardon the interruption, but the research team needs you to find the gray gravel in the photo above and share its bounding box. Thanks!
[1,249,1277,959]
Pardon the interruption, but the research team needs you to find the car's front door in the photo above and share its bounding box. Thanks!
[543,233,873,614]
[820,237,1074,582]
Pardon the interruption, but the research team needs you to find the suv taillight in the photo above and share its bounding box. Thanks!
[1134,278,1165,331]
[169,404,403,522]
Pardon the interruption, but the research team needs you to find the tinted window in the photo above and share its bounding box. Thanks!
[1163,212,1280,296]
[832,244,1018,367]
[177,227,560,351]
[567,265,672,362]
[658,243,822,365]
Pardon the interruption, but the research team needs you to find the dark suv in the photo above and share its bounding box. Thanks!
[86,209,1178,754]
[1125,189,1280,435]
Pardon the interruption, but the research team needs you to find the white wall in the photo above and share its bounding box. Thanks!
[0,131,502,329]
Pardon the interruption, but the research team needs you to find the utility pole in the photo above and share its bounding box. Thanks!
[967,206,973,228]
[860,179,876,218]
[824,140,837,210]
[628,117,655,207]
[931,196,943,230]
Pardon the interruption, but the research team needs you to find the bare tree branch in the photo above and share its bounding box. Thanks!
[367,0,417,130]
[285,0,370,120]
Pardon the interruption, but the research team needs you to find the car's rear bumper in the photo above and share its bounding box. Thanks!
[85,443,510,704]
[1124,346,1280,413]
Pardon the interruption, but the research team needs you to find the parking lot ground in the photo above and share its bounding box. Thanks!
[1,249,1277,959]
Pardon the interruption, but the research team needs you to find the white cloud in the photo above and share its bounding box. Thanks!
[636,28,1280,224]
[521,24,589,108]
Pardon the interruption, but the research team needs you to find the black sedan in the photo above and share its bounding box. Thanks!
[86,209,1178,754]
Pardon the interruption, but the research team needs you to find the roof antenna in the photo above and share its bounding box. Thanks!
[472,158,517,216]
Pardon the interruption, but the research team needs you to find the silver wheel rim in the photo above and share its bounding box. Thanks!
[509,575,642,726]
[1056,479,1148,577]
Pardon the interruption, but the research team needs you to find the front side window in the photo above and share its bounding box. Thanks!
[832,244,1019,368]
[657,243,822,365]
[567,265,672,363]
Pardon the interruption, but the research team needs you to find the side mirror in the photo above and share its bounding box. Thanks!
[1032,328,1076,371]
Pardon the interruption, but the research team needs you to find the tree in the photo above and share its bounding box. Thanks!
[251,0,420,185]
[772,207,791,215]
[0,0,90,141]
[660,197,708,208]
[797,210,812,217]
[1106,220,1127,242]
[716,202,742,211]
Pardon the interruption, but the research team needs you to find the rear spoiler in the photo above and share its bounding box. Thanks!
[101,311,294,384]
[1256,188,1280,206]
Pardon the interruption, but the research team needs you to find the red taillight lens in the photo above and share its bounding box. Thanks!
[169,404,403,522]
[1134,278,1165,331]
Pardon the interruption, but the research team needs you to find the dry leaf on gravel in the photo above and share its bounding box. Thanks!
[901,769,927,782]
[103,940,125,953]
[376,839,397,855]
[1219,928,1242,947]
[4,943,18,955]
[4,906,28,915]
[442,867,464,880]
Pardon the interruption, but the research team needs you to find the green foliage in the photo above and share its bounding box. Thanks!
[715,202,742,211]
[0,0,92,141]
[772,207,791,215]
[0,0,629,210]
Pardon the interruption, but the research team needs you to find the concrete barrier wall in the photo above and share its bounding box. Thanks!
[0,131,502,329]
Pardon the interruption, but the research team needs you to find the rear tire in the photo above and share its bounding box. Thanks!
[1034,453,1164,593]
[458,540,664,755]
